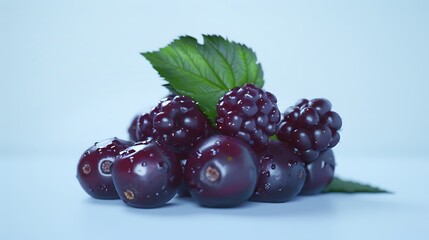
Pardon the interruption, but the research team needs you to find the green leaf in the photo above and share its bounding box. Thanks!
[142,35,264,122]
[323,177,391,193]
[269,135,279,141]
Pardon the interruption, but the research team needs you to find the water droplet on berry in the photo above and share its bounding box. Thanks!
[264,183,271,190]
[157,162,168,172]
[210,148,219,156]
[271,164,276,170]
[100,184,108,192]
[261,170,270,177]
[192,150,202,159]
[142,162,147,166]
[88,187,94,192]
[297,169,304,180]
[321,161,326,169]
[278,187,283,192]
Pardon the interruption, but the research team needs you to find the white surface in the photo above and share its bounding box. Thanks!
[1,153,427,240]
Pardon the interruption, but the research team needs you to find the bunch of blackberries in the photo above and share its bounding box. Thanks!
[77,84,342,208]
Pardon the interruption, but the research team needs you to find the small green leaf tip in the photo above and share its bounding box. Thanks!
[323,177,391,193]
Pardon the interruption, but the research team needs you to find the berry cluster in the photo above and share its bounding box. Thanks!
[216,83,280,149]
[77,84,342,208]
[277,98,342,163]
[130,95,211,159]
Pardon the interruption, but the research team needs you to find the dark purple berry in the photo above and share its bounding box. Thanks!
[291,128,312,150]
[112,140,182,208]
[298,149,320,163]
[128,115,139,142]
[311,125,332,151]
[295,98,309,108]
[184,135,258,207]
[300,149,336,195]
[216,84,281,149]
[321,111,342,130]
[329,131,341,148]
[299,107,319,126]
[251,141,306,203]
[277,98,342,163]
[136,113,154,141]
[308,98,332,116]
[283,106,299,122]
[76,138,132,199]
[135,96,211,159]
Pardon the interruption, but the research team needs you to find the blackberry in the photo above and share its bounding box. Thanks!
[277,98,342,163]
[135,95,211,159]
[216,84,281,149]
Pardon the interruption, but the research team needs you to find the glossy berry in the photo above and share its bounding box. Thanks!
[216,84,281,149]
[135,95,211,159]
[184,135,258,207]
[112,140,182,208]
[277,98,342,163]
[300,149,336,195]
[128,115,139,142]
[250,141,306,203]
[76,138,133,199]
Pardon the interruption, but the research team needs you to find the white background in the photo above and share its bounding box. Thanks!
[1,0,428,239]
